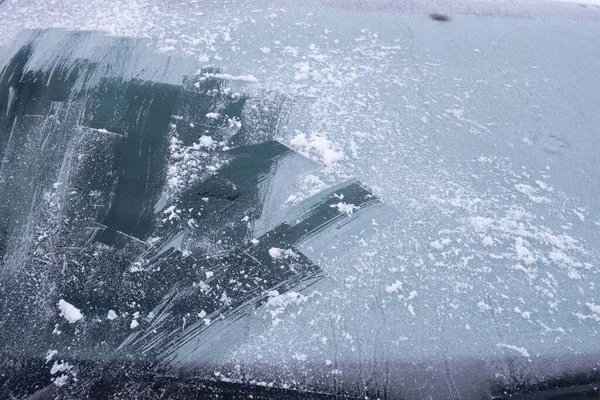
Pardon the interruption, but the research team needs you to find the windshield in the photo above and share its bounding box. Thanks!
[1,1,600,399]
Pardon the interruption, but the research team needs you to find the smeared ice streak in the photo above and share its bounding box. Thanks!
[0,40,113,354]
[0,355,350,399]
[0,29,390,374]
[160,140,297,250]
[0,42,80,266]
[118,246,324,363]
[85,78,181,245]
[0,31,286,360]
[117,180,381,364]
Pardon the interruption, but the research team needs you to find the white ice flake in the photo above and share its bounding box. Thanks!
[50,361,74,387]
[497,343,531,359]
[330,202,358,216]
[57,300,83,323]
[515,183,550,204]
[292,353,307,361]
[198,135,215,147]
[481,236,494,246]
[385,281,403,294]
[266,291,307,324]
[515,237,536,265]
[202,73,258,83]
[45,350,58,363]
[269,247,283,259]
[268,247,296,259]
[289,131,343,168]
